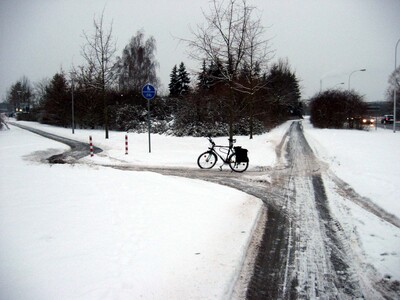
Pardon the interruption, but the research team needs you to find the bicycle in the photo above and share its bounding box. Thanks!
[197,137,249,172]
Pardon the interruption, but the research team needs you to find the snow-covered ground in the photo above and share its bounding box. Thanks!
[0,118,399,299]
[303,120,400,283]
[0,124,264,300]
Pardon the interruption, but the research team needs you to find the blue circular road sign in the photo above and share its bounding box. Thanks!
[142,83,156,100]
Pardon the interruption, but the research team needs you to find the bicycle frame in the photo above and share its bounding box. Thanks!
[209,145,232,164]
[207,137,235,164]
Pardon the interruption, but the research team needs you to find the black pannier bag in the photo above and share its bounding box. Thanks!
[234,146,249,163]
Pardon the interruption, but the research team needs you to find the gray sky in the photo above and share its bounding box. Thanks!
[1,0,399,102]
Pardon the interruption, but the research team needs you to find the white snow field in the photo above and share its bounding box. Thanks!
[1,118,399,299]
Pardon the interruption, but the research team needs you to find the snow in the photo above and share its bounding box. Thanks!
[303,121,400,217]
[2,121,283,170]
[1,118,399,299]
[303,120,400,282]
[0,125,264,299]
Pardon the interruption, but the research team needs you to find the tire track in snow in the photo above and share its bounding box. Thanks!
[288,122,343,298]
[247,121,369,299]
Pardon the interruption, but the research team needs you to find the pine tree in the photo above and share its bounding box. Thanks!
[267,61,300,105]
[6,77,33,113]
[42,72,70,126]
[197,60,210,90]
[177,62,190,95]
[169,62,191,97]
[168,65,179,97]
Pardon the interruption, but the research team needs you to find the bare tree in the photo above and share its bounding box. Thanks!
[186,0,271,139]
[81,10,116,139]
[115,30,159,93]
[6,76,33,113]
[240,17,273,138]
[386,66,400,105]
[34,78,50,106]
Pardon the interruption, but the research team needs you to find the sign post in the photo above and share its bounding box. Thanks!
[142,83,156,153]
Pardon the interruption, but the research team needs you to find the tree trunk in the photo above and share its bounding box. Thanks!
[103,86,109,139]
[228,88,235,141]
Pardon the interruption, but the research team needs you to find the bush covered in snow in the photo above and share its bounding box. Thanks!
[110,104,147,132]
[0,113,10,130]
[108,101,267,137]
[172,118,265,137]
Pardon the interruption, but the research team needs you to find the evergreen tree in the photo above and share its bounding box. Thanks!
[6,77,33,113]
[41,72,70,126]
[177,62,190,95]
[168,65,179,97]
[265,59,301,117]
[197,60,209,90]
[169,62,191,97]
[197,60,224,93]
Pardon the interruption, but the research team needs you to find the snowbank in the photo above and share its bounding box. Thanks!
[0,125,263,299]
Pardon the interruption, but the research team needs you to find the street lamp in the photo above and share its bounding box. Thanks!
[332,82,345,89]
[348,68,366,90]
[70,73,76,134]
[17,91,22,112]
[393,38,400,133]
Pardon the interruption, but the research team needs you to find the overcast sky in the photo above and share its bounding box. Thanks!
[1,0,399,102]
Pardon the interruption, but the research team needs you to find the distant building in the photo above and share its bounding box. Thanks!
[366,101,392,116]
[0,102,11,114]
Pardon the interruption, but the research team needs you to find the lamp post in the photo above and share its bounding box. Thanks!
[393,38,400,133]
[348,68,366,90]
[333,82,345,89]
[70,73,75,134]
[17,91,22,112]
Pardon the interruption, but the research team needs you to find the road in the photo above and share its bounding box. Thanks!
[12,121,399,299]
[9,122,102,162]
[376,122,400,131]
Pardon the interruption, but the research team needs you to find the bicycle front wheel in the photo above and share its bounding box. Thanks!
[228,153,249,172]
[197,151,217,169]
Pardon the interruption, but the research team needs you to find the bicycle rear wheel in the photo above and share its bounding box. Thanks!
[228,153,249,172]
[197,151,217,169]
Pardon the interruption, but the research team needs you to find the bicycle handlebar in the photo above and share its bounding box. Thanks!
[207,136,236,147]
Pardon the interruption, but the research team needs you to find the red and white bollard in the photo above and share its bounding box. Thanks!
[125,134,128,155]
[89,135,94,157]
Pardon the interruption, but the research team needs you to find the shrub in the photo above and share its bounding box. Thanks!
[0,113,10,130]
[109,104,146,131]
[310,89,367,129]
